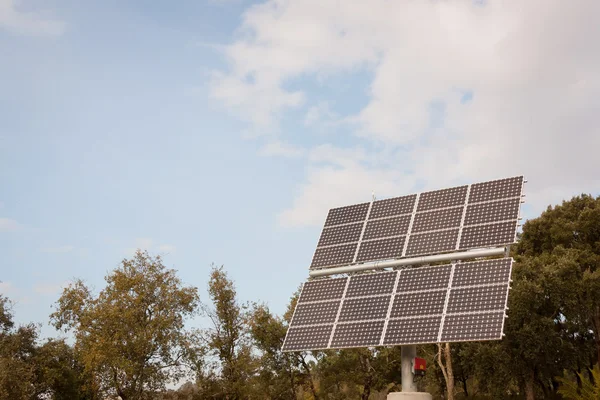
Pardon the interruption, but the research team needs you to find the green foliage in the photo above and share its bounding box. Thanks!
[51,250,199,400]
[557,365,600,400]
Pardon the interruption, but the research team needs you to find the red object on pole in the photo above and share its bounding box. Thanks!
[413,357,426,376]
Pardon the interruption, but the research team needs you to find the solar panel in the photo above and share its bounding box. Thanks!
[318,222,364,247]
[382,316,442,345]
[283,325,333,351]
[405,229,460,257]
[390,290,447,318]
[324,203,370,226]
[446,285,508,314]
[298,278,347,303]
[282,258,513,351]
[291,301,341,325]
[458,221,517,250]
[468,177,523,203]
[310,243,358,269]
[309,176,523,270]
[345,271,397,298]
[369,195,416,219]
[464,198,520,226]
[452,258,511,287]
[417,186,468,212]
[396,265,452,292]
[331,320,386,348]
[440,312,505,342]
[355,237,405,263]
[363,215,411,239]
[411,207,463,233]
[338,295,391,322]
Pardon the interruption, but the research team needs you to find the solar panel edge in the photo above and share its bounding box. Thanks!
[281,280,308,352]
[326,275,351,348]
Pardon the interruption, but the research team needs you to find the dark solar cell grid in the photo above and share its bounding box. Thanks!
[282,324,333,351]
[346,271,398,298]
[411,206,464,233]
[310,243,357,269]
[396,265,452,292]
[446,285,508,314]
[318,222,364,247]
[330,320,385,348]
[324,202,370,227]
[464,198,520,226]
[459,221,516,249]
[390,290,446,318]
[369,195,416,219]
[299,278,347,303]
[355,236,405,263]
[383,316,442,345]
[468,176,523,204]
[405,229,460,257]
[338,296,391,322]
[452,259,512,288]
[291,300,341,326]
[417,185,468,212]
[362,215,411,240]
[441,312,504,342]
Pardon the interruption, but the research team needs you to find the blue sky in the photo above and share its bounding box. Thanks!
[1,0,599,338]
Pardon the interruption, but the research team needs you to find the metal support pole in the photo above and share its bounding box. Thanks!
[401,345,417,392]
[309,247,505,278]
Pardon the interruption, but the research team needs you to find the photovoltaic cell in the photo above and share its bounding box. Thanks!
[369,195,416,219]
[355,236,405,263]
[411,207,464,233]
[291,300,341,325]
[338,296,390,322]
[345,271,397,298]
[459,221,516,249]
[282,325,333,351]
[464,198,520,226]
[417,186,468,212]
[331,320,385,348]
[405,229,460,257]
[441,312,504,342]
[383,316,442,345]
[311,243,357,269]
[318,222,364,247]
[396,265,452,292]
[324,203,370,227]
[390,290,447,318]
[362,215,411,240]
[468,176,523,204]
[299,278,347,303]
[452,259,512,287]
[446,285,508,314]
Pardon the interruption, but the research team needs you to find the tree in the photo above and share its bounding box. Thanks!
[51,250,199,400]
[557,365,600,400]
[196,265,256,399]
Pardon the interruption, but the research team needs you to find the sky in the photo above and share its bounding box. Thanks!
[1,0,599,339]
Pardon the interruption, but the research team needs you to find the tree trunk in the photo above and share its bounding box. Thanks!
[437,343,455,400]
[461,377,468,397]
[299,355,319,400]
[524,369,535,400]
[361,353,373,400]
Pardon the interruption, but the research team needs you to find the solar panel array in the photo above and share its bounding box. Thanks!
[282,258,512,351]
[310,176,524,269]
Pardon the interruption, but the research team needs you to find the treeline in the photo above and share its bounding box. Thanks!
[2,195,600,400]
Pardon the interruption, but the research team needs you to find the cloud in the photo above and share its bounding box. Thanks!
[40,245,75,254]
[259,141,305,158]
[0,281,17,295]
[214,0,600,226]
[0,217,20,232]
[0,0,65,36]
